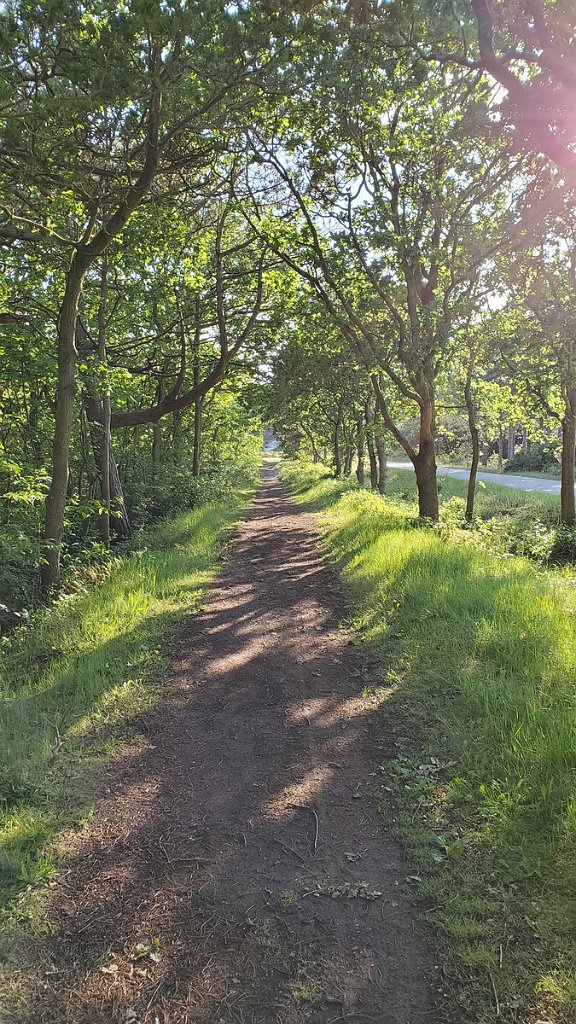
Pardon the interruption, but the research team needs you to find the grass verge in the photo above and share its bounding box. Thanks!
[388,465,560,515]
[282,460,576,1024]
[0,482,253,941]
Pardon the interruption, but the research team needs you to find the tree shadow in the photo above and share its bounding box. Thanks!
[0,503,245,910]
[8,473,435,1024]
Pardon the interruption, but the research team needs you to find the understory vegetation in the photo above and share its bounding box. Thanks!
[282,460,576,1024]
[0,467,256,930]
[386,468,576,565]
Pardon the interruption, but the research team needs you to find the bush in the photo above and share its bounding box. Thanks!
[504,442,560,474]
[549,523,576,563]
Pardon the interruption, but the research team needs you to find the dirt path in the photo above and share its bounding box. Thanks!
[19,468,434,1023]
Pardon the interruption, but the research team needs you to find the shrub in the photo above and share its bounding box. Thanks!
[504,442,560,474]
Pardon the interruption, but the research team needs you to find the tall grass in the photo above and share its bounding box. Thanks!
[0,487,252,922]
[282,461,576,1024]
[387,465,561,517]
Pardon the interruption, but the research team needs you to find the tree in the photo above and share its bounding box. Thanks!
[493,225,576,523]
[247,49,530,517]
[0,0,292,588]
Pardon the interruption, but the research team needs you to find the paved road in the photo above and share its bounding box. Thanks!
[388,461,564,495]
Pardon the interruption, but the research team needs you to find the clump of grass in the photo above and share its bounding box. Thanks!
[0,486,252,922]
[282,461,576,1024]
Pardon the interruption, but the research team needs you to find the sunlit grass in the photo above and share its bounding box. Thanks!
[0,487,252,921]
[282,461,576,1024]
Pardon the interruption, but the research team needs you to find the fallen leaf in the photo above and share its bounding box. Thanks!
[100,963,119,975]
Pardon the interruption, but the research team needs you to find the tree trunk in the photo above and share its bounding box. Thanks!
[333,400,344,477]
[191,370,203,479]
[413,396,438,520]
[302,426,320,463]
[42,260,86,592]
[344,445,353,477]
[83,391,132,541]
[560,385,576,526]
[366,366,434,512]
[507,424,515,461]
[356,414,366,486]
[464,351,479,521]
[372,403,387,494]
[152,422,162,466]
[371,369,437,517]
[192,301,202,477]
[151,369,164,467]
[365,400,378,489]
[172,409,184,465]
[98,259,111,545]
[192,397,203,477]
[41,89,160,590]
[522,426,529,453]
[414,444,438,519]
[481,442,489,467]
[375,433,387,494]
[108,449,132,541]
[498,423,504,470]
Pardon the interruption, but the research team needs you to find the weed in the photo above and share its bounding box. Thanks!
[290,982,317,1002]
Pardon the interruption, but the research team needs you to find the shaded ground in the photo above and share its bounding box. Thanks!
[388,461,563,494]
[13,467,434,1023]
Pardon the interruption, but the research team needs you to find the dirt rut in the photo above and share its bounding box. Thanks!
[20,468,434,1023]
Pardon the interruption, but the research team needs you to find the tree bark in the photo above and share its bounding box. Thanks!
[413,395,438,519]
[365,400,378,489]
[481,442,489,467]
[98,259,111,545]
[301,426,320,463]
[507,424,515,461]
[107,449,132,541]
[344,444,353,477]
[152,421,162,466]
[42,259,86,592]
[464,350,480,521]
[192,358,203,478]
[356,413,366,486]
[375,433,387,495]
[498,422,504,470]
[560,384,576,526]
[333,398,344,477]
[83,391,132,541]
[151,367,167,468]
[172,409,184,465]
[413,441,438,519]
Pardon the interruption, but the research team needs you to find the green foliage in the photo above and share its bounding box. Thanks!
[283,459,576,1024]
[377,467,576,567]
[0,461,48,631]
[504,443,561,475]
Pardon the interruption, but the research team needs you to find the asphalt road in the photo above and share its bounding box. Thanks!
[388,461,564,495]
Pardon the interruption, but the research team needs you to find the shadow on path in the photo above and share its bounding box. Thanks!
[17,467,434,1024]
